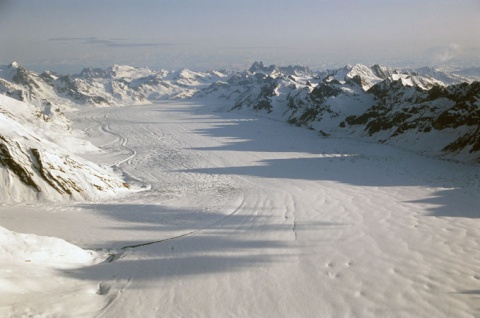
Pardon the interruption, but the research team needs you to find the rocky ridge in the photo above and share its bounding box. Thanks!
[0,93,131,202]
[1,61,479,167]
[197,62,479,162]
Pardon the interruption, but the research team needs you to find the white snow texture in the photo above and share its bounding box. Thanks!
[0,62,479,317]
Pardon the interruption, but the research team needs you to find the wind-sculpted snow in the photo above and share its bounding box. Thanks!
[1,59,480,316]
[0,225,107,316]
[2,101,480,317]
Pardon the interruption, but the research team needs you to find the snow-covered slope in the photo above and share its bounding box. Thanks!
[344,81,480,160]
[1,60,479,317]
[0,224,106,317]
[0,94,131,202]
[0,62,76,112]
[3,101,480,317]
[0,62,228,109]
[197,62,480,163]
[1,61,479,163]
[0,225,101,268]
[453,66,480,80]
[407,66,472,86]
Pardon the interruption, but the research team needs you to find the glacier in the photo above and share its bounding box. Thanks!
[0,61,479,317]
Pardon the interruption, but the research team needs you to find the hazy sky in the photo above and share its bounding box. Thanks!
[0,0,479,73]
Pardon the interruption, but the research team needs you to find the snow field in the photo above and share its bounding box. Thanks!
[1,100,480,317]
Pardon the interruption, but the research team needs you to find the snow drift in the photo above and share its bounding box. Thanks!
[0,225,101,268]
[0,224,106,317]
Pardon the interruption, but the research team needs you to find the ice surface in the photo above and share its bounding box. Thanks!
[1,101,479,317]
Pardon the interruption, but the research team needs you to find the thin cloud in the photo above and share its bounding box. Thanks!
[216,46,283,50]
[49,37,96,42]
[107,42,183,48]
[424,43,463,65]
[49,37,187,48]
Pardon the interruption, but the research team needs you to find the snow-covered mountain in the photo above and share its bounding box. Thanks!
[0,62,229,109]
[1,61,479,165]
[344,80,480,160]
[197,62,479,162]
[0,94,131,202]
[0,62,231,202]
[451,66,480,81]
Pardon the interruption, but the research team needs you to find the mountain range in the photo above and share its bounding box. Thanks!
[0,61,478,200]
[198,61,480,162]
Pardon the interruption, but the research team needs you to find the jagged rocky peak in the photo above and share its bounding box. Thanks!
[349,64,373,75]
[1,61,479,163]
[348,64,378,79]
[3,62,38,82]
[39,70,60,86]
[0,62,21,82]
[106,64,154,80]
[7,64,45,92]
[176,68,197,79]
[172,68,224,85]
[248,61,311,77]
[328,64,394,90]
[370,64,393,79]
[78,67,109,79]
[248,61,276,74]
[366,77,420,99]
[326,64,449,91]
[72,64,154,81]
[321,64,391,82]
[278,64,312,76]
[389,72,445,90]
[207,69,229,77]
[9,61,21,69]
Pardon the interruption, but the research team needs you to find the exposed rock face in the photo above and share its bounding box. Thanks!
[1,61,479,164]
[0,132,130,202]
[0,94,131,202]
[199,62,480,162]
[0,62,228,110]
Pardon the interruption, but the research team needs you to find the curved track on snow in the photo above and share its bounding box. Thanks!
[16,101,480,317]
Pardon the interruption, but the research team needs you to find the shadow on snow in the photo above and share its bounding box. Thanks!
[179,100,480,219]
